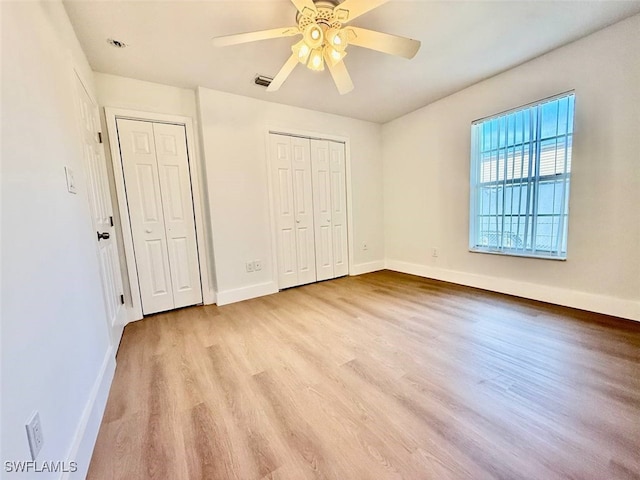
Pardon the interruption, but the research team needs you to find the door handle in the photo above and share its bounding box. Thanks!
[97,231,110,241]
[296,219,301,224]
[327,219,331,223]
[145,228,152,233]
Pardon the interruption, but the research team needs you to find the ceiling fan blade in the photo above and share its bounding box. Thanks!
[347,27,421,59]
[290,0,317,17]
[266,54,300,92]
[333,0,389,23]
[326,59,354,95]
[212,27,300,47]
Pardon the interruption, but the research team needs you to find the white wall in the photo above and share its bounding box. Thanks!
[197,87,384,304]
[382,14,640,321]
[93,73,217,297]
[94,72,199,119]
[1,2,115,478]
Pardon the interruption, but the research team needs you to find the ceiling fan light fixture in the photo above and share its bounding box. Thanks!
[303,24,324,49]
[292,40,311,63]
[308,48,325,71]
[325,46,347,67]
[326,28,347,51]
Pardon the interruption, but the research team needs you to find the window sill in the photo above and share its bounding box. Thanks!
[469,248,567,261]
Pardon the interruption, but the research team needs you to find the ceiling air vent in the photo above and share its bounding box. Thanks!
[254,75,273,88]
[107,38,127,48]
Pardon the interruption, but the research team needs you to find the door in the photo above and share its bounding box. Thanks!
[116,119,202,314]
[270,134,316,289]
[329,141,349,277]
[76,77,126,343]
[154,123,203,308]
[310,139,335,281]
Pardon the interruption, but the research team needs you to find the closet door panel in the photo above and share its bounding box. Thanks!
[329,141,349,277]
[153,122,203,308]
[117,119,174,314]
[270,134,299,288]
[311,139,335,281]
[291,137,317,285]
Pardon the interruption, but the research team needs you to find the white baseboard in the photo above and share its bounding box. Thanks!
[385,259,640,322]
[216,281,278,306]
[61,346,116,480]
[350,260,386,276]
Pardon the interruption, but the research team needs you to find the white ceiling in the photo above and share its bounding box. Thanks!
[64,0,640,123]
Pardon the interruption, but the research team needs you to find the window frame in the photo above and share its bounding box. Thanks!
[468,91,575,261]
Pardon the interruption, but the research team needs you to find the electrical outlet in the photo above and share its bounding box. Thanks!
[254,260,262,271]
[362,243,369,251]
[25,411,44,460]
[246,261,254,273]
[432,248,439,258]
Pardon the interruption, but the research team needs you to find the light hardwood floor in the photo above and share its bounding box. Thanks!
[88,271,640,479]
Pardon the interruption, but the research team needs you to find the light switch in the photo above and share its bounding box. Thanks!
[65,166,77,194]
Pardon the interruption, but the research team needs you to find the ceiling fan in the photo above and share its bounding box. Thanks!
[212,0,421,95]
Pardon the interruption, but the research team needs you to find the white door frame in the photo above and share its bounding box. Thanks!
[105,108,214,320]
[265,127,355,291]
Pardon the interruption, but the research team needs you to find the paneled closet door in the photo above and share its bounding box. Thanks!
[290,136,317,286]
[310,139,335,281]
[117,119,174,314]
[270,134,316,289]
[329,141,349,277]
[153,122,203,309]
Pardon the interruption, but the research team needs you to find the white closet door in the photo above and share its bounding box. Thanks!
[290,136,317,286]
[153,123,203,309]
[117,119,174,314]
[271,134,299,288]
[329,141,349,277]
[311,139,335,281]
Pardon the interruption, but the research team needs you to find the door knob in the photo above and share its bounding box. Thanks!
[145,228,152,233]
[327,219,331,223]
[296,220,301,224]
[97,231,110,241]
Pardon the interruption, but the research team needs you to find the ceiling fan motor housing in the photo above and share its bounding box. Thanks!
[296,0,342,29]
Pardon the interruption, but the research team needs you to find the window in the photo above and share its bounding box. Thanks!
[469,92,575,259]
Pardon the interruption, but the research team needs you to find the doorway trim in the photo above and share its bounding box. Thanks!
[105,108,214,320]
[265,127,355,291]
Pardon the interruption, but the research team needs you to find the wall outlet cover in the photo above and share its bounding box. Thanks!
[25,411,44,460]
[246,262,254,273]
[254,260,263,271]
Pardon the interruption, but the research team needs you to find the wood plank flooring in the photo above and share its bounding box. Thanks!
[88,271,640,479]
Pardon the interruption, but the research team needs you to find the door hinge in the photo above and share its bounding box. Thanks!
[120,294,125,305]
[110,216,114,227]
[97,132,103,144]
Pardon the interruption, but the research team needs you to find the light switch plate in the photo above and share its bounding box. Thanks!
[65,166,77,194]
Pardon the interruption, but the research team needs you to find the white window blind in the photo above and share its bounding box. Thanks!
[469,92,575,259]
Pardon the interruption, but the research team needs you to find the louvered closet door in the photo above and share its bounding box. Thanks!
[117,119,174,314]
[310,139,335,281]
[270,134,317,289]
[329,141,348,277]
[153,123,203,309]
